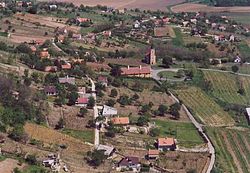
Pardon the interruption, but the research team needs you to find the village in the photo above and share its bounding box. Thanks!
[0,0,250,173]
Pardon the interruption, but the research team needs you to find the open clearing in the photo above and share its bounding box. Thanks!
[172,3,250,13]
[0,158,25,173]
[39,0,185,10]
[175,87,234,126]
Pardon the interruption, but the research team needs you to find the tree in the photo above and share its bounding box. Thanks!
[56,118,65,129]
[169,103,181,119]
[137,116,150,126]
[79,107,88,117]
[87,149,107,167]
[110,66,122,76]
[158,105,168,116]
[140,104,151,114]
[0,41,7,51]
[149,128,160,137]
[162,56,173,68]
[106,99,116,107]
[9,125,26,142]
[232,65,239,73]
[25,154,37,165]
[110,88,118,98]
[68,91,78,105]
[87,96,95,108]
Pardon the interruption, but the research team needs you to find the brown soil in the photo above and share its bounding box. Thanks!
[0,158,25,173]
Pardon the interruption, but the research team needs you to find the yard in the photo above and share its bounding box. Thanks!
[157,71,179,80]
[154,119,204,148]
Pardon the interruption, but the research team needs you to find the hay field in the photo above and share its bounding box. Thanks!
[39,0,185,10]
[172,3,250,13]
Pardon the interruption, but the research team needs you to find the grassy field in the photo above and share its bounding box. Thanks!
[203,71,250,105]
[62,129,94,143]
[154,119,204,147]
[237,42,250,60]
[158,71,178,79]
[172,28,183,47]
[175,87,234,126]
[207,127,250,173]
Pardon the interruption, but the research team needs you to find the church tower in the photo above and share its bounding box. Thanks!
[149,47,156,65]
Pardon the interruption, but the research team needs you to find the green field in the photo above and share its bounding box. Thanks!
[207,127,250,173]
[175,87,234,126]
[203,71,250,105]
[158,71,179,79]
[154,119,204,148]
[172,28,183,47]
[237,42,250,60]
[62,129,94,143]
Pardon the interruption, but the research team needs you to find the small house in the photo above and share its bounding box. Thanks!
[118,157,140,171]
[234,56,241,63]
[44,66,57,72]
[75,97,88,107]
[97,144,115,157]
[102,105,117,117]
[59,76,75,85]
[49,5,57,10]
[103,31,112,37]
[111,117,129,125]
[147,149,159,159]
[98,76,108,87]
[39,50,50,59]
[44,86,58,96]
[30,45,37,53]
[76,18,91,24]
[61,63,71,70]
[157,137,176,151]
[72,34,82,40]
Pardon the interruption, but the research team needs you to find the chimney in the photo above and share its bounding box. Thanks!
[127,65,130,70]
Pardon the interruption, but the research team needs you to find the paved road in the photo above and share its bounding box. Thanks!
[87,76,99,147]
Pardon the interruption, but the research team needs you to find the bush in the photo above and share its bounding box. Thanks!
[149,128,160,137]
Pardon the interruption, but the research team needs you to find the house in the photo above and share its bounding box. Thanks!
[75,97,88,107]
[229,35,235,42]
[190,18,197,24]
[121,66,151,78]
[43,159,55,167]
[103,31,112,37]
[118,157,140,171]
[57,35,65,43]
[134,20,140,29]
[157,137,176,151]
[234,55,241,63]
[182,21,189,27]
[76,17,91,24]
[97,144,115,157]
[30,45,37,53]
[59,76,75,85]
[72,34,82,40]
[111,117,129,125]
[57,27,68,35]
[211,23,217,29]
[0,2,6,8]
[147,149,159,159]
[61,63,71,70]
[102,105,117,117]
[39,50,50,59]
[49,5,57,10]
[98,76,108,87]
[44,66,57,72]
[44,86,57,96]
[219,26,226,31]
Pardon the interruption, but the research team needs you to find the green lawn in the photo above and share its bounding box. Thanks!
[0,32,8,37]
[158,71,178,79]
[22,165,48,173]
[154,119,204,148]
[172,28,183,47]
[62,129,94,143]
[237,42,250,60]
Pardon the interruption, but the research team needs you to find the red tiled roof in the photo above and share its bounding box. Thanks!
[44,66,57,72]
[111,117,129,125]
[77,18,91,23]
[148,149,159,156]
[98,76,108,83]
[158,138,175,146]
[76,97,88,104]
[121,66,151,75]
[61,63,71,70]
[119,157,139,167]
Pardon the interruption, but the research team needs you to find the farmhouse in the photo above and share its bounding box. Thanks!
[111,117,129,125]
[121,66,151,78]
[102,105,117,117]
[59,76,75,85]
[44,86,57,96]
[147,149,159,159]
[118,157,140,171]
[157,137,176,151]
[97,144,115,157]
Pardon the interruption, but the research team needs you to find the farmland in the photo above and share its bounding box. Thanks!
[207,127,250,173]
[39,0,186,11]
[171,3,250,13]
[203,70,250,105]
[175,87,234,126]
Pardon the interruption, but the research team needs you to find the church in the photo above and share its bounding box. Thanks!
[144,46,156,65]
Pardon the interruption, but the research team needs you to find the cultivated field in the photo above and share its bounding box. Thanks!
[207,127,250,173]
[172,3,250,13]
[175,87,234,126]
[154,26,176,38]
[203,71,250,105]
[39,0,185,10]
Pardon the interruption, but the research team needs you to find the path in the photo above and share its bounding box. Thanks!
[87,76,99,147]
